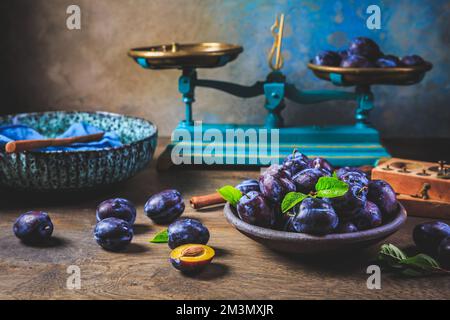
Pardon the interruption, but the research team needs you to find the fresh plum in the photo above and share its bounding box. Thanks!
[96,198,136,225]
[94,217,133,251]
[237,191,275,228]
[282,150,310,176]
[347,37,382,61]
[341,55,375,68]
[437,237,450,270]
[401,55,425,67]
[259,165,296,204]
[353,201,382,230]
[376,55,402,68]
[13,211,54,243]
[144,189,185,224]
[367,180,398,219]
[292,168,328,194]
[332,184,367,221]
[336,222,358,234]
[310,157,334,174]
[290,198,339,235]
[413,221,450,256]
[168,218,210,249]
[236,179,260,194]
[313,51,342,67]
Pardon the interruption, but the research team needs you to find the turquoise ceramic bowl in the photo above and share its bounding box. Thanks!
[0,111,158,191]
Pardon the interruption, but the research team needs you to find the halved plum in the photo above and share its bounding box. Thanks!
[169,244,215,273]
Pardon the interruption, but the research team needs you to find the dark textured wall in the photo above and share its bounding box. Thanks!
[0,0,449,138]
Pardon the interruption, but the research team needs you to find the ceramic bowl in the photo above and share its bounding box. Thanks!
[224,202,407,254]
[0,111,157,191]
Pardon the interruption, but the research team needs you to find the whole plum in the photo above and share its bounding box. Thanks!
[437,237,450,270]
[336,222,358,234]
[313,51,341,67]
[335,167,366,179]
[401,55,425,67]
[13,211,54,243]
[237,191,275,228]
[341,55,375,68]
[94,218,133,251]
[376,55,402,68]
[340,171,369,189]
[348,37,382,61]
[168,218,210,249]
[282,150,310,176]
[353,201,382,230]
[236,179,260,194]
[310,157,334,174]
[338,50,349,60]
[259,165,296,204]
[332,184,367,221]
[367,180,398,220]
[413,221,450,256]
[290,198,339,235]
[292,168,328,194]
[96,198,136,225]
[144,189,185,224]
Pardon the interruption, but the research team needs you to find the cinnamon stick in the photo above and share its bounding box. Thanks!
[190,193,226,209]
[5,132,105,153]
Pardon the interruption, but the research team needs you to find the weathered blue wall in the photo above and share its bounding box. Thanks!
[1,0,449,138]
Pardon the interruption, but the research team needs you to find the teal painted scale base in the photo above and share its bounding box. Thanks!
[169,122,388,167]
[155,68,390,168]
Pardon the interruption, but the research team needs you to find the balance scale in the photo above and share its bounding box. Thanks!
[128,14,432,169]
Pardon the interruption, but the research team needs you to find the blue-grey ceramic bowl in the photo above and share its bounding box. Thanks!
[0,111,157,191]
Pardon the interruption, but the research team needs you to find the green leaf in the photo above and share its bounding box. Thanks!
[377,244,450,277]
[149,229,168,243]
[315,177,349,198]
[217,185,243,207]
[281,192,308,213]
[332,171,338,179]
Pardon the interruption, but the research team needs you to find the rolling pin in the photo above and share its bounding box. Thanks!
[5,132,105,153]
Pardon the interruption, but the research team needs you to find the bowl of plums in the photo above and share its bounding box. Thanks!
[307,37,433,86]
[222,150,407,254]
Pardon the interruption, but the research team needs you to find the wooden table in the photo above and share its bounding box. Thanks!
[0,138,449,300]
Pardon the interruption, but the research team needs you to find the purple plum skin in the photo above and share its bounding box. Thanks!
[310,157,334,174]
[13,211,54,243]
[313,51,342,67]
[237,191,275,228]
[292,168,328,194]
[367,180,398,220]
[282,151,310,176]
[341,55,375,68]
[337,222,358,234]
[347,37,382,61]
[335,167,367,179]
[290,198,339,235]
[236,179,260,194]
[339,171,369,189]
[401,55,425,67]
[94,218,133,251]
[353,201,382,230]
[144,189,185,224]
[437,237,450,270]
[376,55,402,68]
[168,218,210,249]
[332,184,368,221]
[96,198,136,225]
[259,165,296,204]
[413,221,450,256]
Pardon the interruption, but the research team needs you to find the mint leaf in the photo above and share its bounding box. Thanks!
[332,171,338,179]
[315,177,348,198]
[378,244,450,277]
[150,229,168,243]
[281,192,308,213]
[217,185,242,207]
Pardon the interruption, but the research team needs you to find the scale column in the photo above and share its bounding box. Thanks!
[355,85,374,125]
[179,69,196,126]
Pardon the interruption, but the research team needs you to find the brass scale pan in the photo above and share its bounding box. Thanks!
[129,42,432,86]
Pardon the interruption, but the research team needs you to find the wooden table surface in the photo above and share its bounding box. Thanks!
[0,138,449,300]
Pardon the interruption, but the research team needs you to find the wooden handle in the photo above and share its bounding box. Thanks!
[5,132,105,153]
[190,193,226,209]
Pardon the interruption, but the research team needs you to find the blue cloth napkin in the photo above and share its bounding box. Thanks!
[0,122,123,151]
